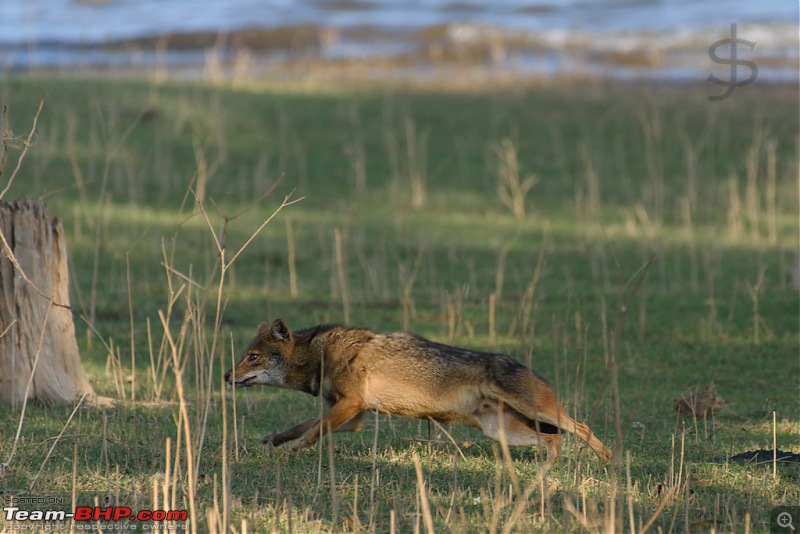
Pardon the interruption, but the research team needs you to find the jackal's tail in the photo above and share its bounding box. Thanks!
[487,371,613,462]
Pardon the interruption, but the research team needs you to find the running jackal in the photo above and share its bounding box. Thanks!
[225,319,612,462]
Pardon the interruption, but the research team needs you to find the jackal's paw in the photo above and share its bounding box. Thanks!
[290,439,313,452]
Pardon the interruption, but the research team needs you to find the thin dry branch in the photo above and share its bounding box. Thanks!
[210,173,284,222]
[225,194,304,269]
[0,319,16,340]
[160,262,207,292]
[0,97,45,199]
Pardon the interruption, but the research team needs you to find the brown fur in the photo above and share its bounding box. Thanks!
[225,319,612,462]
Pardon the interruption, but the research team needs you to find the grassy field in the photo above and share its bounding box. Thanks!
[0,73,798,533]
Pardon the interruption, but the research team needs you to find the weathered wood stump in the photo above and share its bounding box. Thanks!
[0,199,94,406]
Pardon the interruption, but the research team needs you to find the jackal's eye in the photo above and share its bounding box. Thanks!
[247,353,258,362]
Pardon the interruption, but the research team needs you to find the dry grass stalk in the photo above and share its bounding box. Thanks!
[579,143,600,218]
[744,129,765,242]
[334,228,350,324]
[746,267,766,344]
[727,172,743,240]
[286,216,298,297]
[638,108,664,221]
[368,407,380,530]
[328,423,339,527]
[412,453,435,534]
[765,140,777,244]
[488,293,497,344]
[495,137,537,219]
[405,115,428,210]
[773,411,778,480]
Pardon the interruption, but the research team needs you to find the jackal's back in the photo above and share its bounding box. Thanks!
[346,331,545,422]
[355,332,541,390]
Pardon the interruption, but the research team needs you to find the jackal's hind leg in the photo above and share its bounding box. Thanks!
[538,432,561,464]
[475,400,562,462]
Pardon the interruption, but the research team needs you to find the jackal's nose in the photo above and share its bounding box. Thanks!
[224,369,232,383]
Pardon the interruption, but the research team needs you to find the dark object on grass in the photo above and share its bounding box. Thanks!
[675,383,724,418]
[715,449,800,465]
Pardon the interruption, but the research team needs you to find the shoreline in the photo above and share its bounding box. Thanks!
[2,20,797,85]
[6,58,798,96]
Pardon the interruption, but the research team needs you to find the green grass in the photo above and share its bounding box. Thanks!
[0,74,798,532]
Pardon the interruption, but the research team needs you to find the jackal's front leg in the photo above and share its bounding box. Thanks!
[264,418,318,447]
[267,411,365,448]
[292,398,365,451]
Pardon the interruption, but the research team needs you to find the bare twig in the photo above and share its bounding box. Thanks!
[210,174,283,222]
[0,319,16,340]
[159,262,207,291]
[225,194,304,269]
[0,97,45,199]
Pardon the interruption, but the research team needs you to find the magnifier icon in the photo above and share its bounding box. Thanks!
[778,512,796,531]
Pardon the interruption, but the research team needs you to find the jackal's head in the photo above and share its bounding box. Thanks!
[225,319,294,388]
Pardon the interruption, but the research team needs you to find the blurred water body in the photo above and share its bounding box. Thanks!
[1,0,796,81]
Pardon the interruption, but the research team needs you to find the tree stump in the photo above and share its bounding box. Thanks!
[0,199,94,406]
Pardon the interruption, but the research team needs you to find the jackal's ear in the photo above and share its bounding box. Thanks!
[270,318,291,342]
[258,322,270,336]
